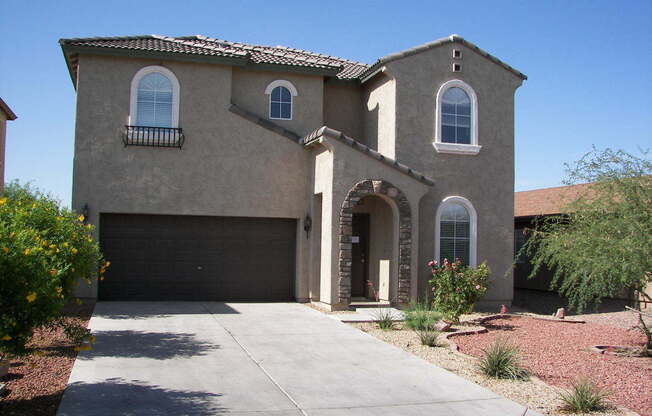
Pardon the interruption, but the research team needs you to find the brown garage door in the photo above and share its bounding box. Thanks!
[99,214,296,301]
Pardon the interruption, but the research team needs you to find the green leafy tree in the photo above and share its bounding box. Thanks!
[520,148,651,348]
[0,182,108,358]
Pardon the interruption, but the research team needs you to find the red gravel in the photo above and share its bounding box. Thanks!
[454,316,652,416]
[0,302,94,416]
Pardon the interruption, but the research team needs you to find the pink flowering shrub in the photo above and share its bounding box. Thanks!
[427,259,489,322]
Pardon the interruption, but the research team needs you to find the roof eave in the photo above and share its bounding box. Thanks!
[360,34,527,82]
[0,97,17,120]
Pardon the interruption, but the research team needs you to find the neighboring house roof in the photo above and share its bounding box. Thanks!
[0,97,17,120]
[515,182,596,218]
[59,34,525,85]
[302,126,435,186]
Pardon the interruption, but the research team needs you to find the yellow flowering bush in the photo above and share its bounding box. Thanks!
[0,182,107,356]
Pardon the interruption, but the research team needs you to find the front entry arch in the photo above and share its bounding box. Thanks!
[338,180,412,306]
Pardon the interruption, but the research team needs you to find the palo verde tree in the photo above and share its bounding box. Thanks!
[520,148,651,349]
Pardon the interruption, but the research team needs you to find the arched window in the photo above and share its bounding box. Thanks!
[435,196,477,266]
[434,80,480,155]
[265,80,298,120]
[441,87,471,144]
[129,66,180,128]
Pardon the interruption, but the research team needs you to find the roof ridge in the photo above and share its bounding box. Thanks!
[59,34,157,44]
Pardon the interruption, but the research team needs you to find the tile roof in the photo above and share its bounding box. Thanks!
[60,35,368,80]
[302,126,435,186]
[515,182,596,218]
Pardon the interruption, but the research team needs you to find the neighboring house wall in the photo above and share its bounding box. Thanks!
[374,43,523,307]
[72,54,311,298]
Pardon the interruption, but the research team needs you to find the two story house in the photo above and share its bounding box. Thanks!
[60,34,526,310]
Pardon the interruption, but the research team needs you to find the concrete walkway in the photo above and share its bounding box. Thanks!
[57,302,541,415]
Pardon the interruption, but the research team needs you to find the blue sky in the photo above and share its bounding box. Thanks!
[1,0,651,205]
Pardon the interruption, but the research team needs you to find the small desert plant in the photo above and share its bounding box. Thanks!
[416,327,440,347]
[373,308,397,330]
[558,377,610,413]
[478,337,529,380]
[404,301,443,331]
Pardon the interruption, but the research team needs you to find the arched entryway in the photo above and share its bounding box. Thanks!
[338,180,412,306]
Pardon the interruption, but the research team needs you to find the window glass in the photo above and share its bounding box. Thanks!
[136,72,173,127]
[270,86,292,120]
[441,87,471,144]
[439,203,470,264]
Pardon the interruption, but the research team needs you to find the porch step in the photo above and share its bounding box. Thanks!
[349,300,392,309]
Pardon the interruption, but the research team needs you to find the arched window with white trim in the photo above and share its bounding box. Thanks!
[435,196,477,266]
[434,80,480,155]
[129,66,180,128]
[265,80,298,120]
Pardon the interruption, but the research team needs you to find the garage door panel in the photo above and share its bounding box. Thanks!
[99,214,295,301]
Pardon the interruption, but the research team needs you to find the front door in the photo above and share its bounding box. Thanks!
[351,213,370,298]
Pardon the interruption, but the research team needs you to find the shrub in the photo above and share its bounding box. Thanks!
[478,337,529,380]
[416,327,440,347]
[404,301,443,331]
[0,182,107,357]
[372,308,397,331]
[559,377,610,413]
[428,259,489,322]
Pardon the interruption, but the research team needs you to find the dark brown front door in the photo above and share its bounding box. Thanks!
[99,214,296,301]
[351,213,370,297]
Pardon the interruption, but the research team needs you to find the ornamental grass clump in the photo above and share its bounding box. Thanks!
[416,327,440,347]
[404,301,443,331]
[478,336,529,380]
[558,377,610,413]
[0,182,107,357]
[428,259,489,323]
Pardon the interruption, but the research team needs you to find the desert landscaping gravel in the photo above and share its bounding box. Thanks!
[0,302,94,416]
[454,316,651,416]
[351,315,647,416]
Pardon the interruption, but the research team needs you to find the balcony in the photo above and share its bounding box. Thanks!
[122,126,185,149]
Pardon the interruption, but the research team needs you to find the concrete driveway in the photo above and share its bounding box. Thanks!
[57,302,541,415]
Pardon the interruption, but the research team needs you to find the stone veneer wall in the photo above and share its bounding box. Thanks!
[338,179,412,305]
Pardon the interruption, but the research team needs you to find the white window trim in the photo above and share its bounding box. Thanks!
[435,196,478,267]
[434,79,481,155]
[129,65,180,128]
[265,80,297,120]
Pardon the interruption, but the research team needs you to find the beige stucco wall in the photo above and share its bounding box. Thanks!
[312,137,430,307]
[323,82,363,140]
[362,74,396,158]
[231,67,323,136]
[375,42,523,308]
[72,54,312,298]
[0,112,6,190]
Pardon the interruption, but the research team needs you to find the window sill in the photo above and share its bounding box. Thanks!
[433,142,482,155]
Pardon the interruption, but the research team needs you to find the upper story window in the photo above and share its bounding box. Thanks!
[434,79,481,155]
[435,196,477,267]
[265,80,298,120]
[126,66,183,148]
[129,66,180,128]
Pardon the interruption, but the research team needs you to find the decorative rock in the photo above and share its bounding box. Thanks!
[555,308,565,319]
[435,320,452,331]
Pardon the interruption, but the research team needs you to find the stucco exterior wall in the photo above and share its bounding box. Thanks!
[72,54,311,298]
[0,112,6,190]
[380,43,523,308]
[362,75,396,156]
[231,67,323,136]
[323,82,363,140]
[320,138,431,307]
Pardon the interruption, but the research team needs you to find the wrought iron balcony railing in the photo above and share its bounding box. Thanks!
[123,126,185,148]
